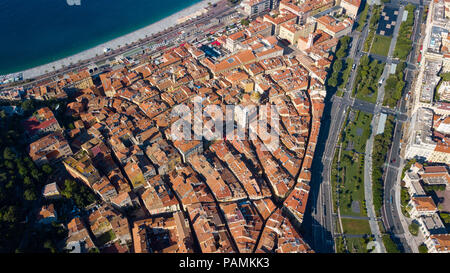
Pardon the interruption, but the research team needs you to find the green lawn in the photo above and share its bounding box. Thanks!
[342,110,372,153]
[341,218,372,234]
[370,35,392,56]
[338,151,366,216]
[335,111,372,217]
[336,235,372,253]
[419,244,428,253]
[346,237,370,253]
[409,222,420,236]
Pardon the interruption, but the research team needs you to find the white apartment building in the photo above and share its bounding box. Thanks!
[403,171,426,197]
[241,0,271,17]
[405,108,438,160]
[407,196,438,218]
[417,214,447,240]
[425,233,450,253]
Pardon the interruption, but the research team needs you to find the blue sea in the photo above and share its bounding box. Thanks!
[0,0,202,74]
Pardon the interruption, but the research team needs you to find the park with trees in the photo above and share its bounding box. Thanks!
[353,55,385,103]
[383,62,406,108]
[0,97,97,252]
[326,36,353,96]
[393,4,416,60]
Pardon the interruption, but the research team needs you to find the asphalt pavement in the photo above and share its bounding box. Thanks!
[305,0,423,253]
[381,2,424,253]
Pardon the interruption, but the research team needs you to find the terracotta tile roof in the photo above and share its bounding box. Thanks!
[430,234,450,252]
[411,197,437,212]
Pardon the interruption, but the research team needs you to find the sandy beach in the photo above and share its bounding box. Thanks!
[20,0,221,80]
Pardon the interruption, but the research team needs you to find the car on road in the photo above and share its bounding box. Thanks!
[352,63,356,70]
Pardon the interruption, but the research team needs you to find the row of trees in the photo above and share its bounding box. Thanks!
[0,92,98,252]
[0,98,82,252]
[356,0,369,32]
[327,36,352,89]
[16,222,68,253]
[400,186,411,217]
[383,62,406,108]
[0,109,53,251]
[393,4,416,60]
[372,116,395,216]
[382,234,401,253]
[363,5,382,52]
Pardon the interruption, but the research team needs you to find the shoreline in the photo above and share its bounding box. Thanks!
[14,0,221,80]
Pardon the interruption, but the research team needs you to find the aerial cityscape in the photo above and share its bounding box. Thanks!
[0,0,449,255]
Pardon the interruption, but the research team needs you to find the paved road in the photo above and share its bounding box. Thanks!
[343,3,405,254]
[361,2,406,253]
[381,0,424,253]
[332,95,408,122]
[306,0,423,253]
[304,6,375,253]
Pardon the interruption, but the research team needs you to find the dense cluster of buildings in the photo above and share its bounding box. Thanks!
[402,0,450,253]
[3,0,362,253]
[405,107,450,163]
[403,163,450,253]
[407,0,450,164]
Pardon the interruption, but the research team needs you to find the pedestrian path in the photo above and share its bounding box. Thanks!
[340,215,371,220]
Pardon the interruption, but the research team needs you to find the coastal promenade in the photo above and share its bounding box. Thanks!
[15,0,222,80]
